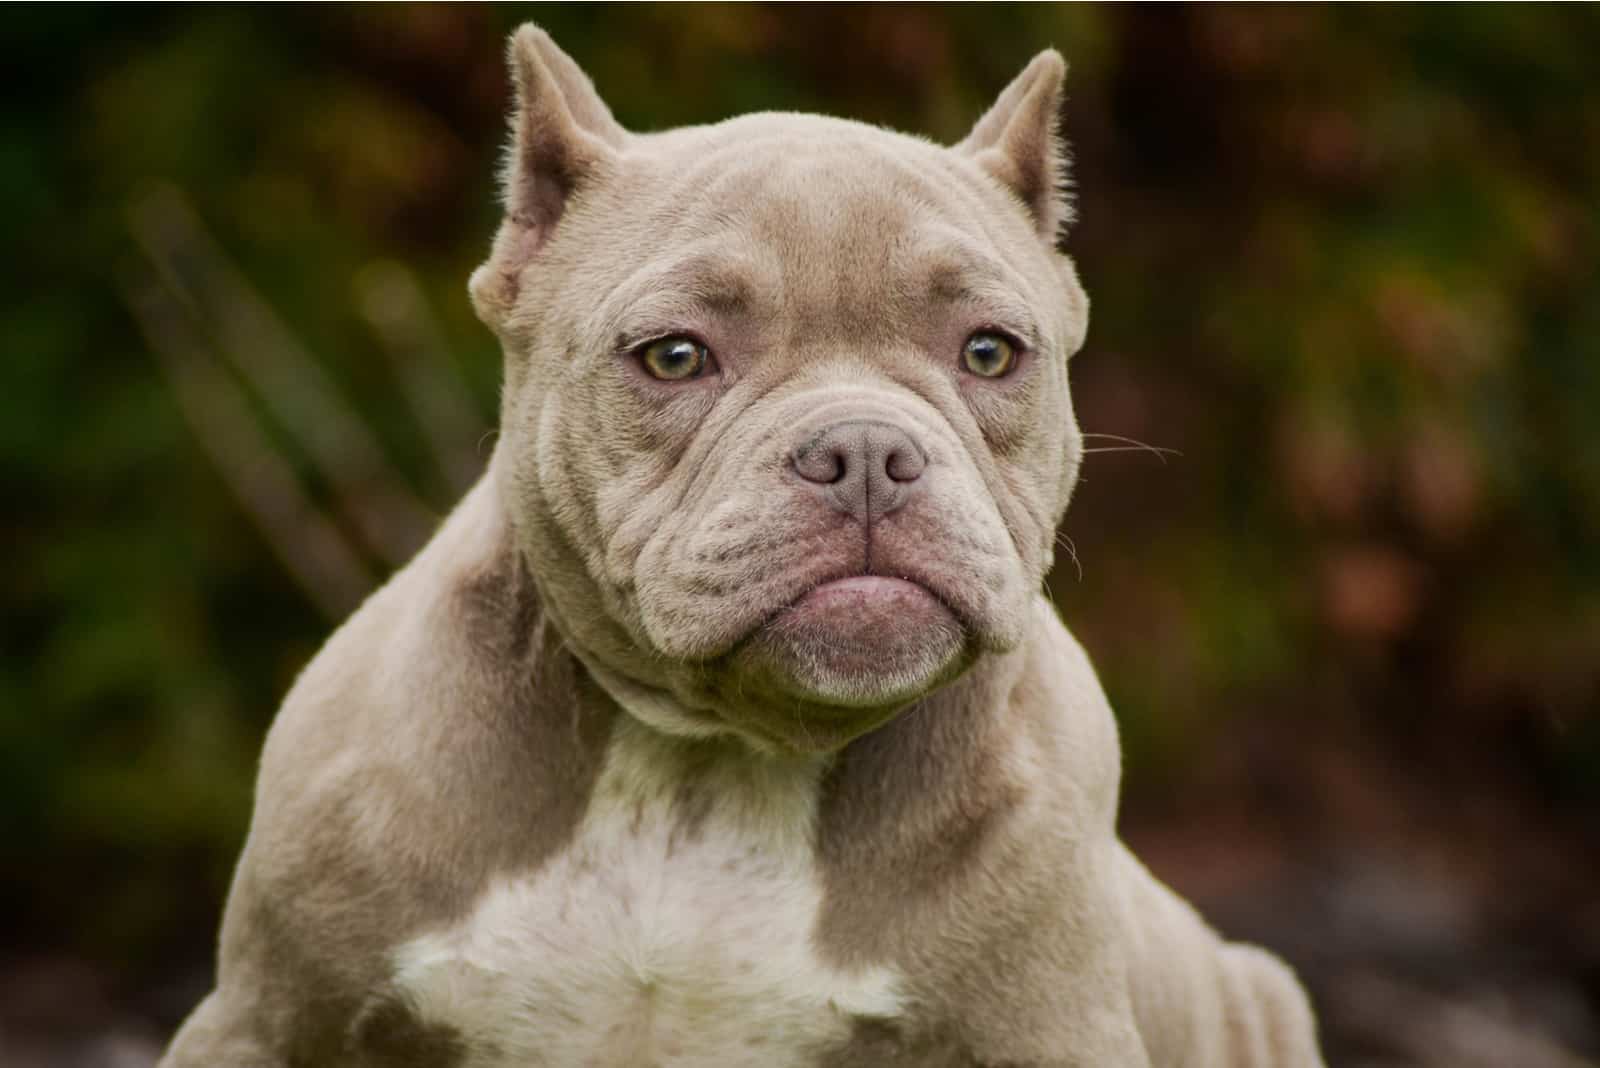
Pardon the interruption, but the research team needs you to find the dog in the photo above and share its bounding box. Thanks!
[161,24,1326,1067]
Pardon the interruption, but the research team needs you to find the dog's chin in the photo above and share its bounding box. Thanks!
[720,577,970,750]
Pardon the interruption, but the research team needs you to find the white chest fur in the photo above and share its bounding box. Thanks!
[390,719,904,1066]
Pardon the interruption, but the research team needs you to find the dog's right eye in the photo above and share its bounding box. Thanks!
[637,336,712,381]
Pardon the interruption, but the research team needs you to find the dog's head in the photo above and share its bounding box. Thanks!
[472,26,1088,752]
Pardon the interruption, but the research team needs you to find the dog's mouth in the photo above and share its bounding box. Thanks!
[782,572,951,626]
[711,567,969,718]
[754,569,967,643]
[640,534,1010,748]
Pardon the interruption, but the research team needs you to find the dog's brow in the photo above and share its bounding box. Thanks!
[643,259,760,315]
[919,253,1040,343]
[602,255,767,349]
[637,251,759,300]
[679,263,756,315]
[923,254,1011,302]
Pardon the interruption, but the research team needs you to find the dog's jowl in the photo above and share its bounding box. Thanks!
[161,25,1327,1068]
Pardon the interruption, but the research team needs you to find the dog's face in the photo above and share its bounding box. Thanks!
[472,28,1088,752]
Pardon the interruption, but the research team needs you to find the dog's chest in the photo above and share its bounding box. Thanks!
[388,726,904,1066]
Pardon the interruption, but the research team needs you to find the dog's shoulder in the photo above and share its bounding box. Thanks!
[807,598,1149,1063]
[207,477,616,1060]
[252,477,607,873]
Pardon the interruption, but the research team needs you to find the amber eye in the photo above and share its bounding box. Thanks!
[639,336,711,381]
[961,331,1018,378]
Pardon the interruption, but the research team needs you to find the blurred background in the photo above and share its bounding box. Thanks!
[4,6,1597,1066]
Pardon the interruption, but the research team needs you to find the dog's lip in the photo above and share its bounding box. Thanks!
[792,575,934,608]
[712,567,973,658]
[778,572,965,629]
[709,568,976,667]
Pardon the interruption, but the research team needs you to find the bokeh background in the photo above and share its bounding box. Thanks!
[5,6,1598,1065]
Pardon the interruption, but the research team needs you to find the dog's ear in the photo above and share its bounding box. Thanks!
[956,51,1071,244]
[470,25,628,329]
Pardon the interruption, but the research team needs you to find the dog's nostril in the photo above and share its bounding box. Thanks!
[885,445,925,483]
[792,441,848,485]
[790,418,927,517]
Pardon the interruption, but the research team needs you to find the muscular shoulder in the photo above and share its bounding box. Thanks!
[211,483,615,1049]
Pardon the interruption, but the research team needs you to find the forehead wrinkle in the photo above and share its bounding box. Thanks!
[833,146,1054,333]
[872,142,1062,318]
[617,130,1047,352]
[769,163,950,346]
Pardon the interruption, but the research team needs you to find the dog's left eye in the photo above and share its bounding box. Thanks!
[638,336,712,381]
[961,331,1018,378]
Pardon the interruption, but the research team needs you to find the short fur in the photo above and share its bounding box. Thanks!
[162,25,1326,1067]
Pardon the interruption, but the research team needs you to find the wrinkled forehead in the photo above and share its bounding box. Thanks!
[586,116,1048,346]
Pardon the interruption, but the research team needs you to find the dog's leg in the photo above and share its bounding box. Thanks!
[159,991,284,1067]
[1115,845,1326,1068]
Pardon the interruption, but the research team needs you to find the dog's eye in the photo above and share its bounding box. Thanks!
[961,331,1018,378]
[638,336,712,381]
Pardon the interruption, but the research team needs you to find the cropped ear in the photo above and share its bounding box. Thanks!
[956,50,1072,244]
[470,25,628,329]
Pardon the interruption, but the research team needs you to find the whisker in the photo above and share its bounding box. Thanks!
[1082,431,1173,446]
[1081,445,1181,460]
[1080,431,1181,465]
[1054,530,1084,582]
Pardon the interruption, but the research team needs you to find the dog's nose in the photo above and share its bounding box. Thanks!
[790,419,927,520]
